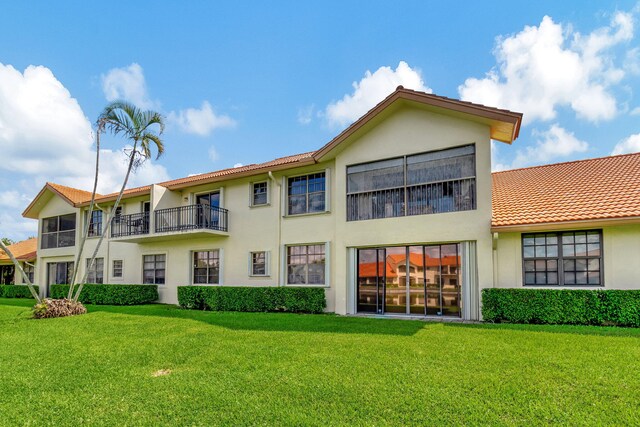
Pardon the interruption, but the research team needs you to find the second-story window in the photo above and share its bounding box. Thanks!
[252,182,268,206]
[287,172,326,215]
[346,145,476,221]
[41,214,76,249]
[87,210,102,237]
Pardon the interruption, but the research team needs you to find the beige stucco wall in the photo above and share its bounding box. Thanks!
[495,224,640,289]
[29,103,496,319]
[331,104,494,317]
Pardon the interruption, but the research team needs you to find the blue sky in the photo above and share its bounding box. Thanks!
[1,0,639,239]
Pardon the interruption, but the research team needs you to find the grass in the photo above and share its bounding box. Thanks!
[1,298,639,426]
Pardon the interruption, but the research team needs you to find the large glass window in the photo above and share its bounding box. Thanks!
[143,254,166,285]
[85,258,104,284]
[87,210,103,237]
[193,250,220,284]
[41,214,76,249]
[347,145,476,221]
[287,244,326,285]
[287,173,326,215]
[357,244,461,316]
[522,230,602,286]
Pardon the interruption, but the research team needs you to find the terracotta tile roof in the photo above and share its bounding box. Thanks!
[48,182,100,205]
[492,152,640,228]
[0,238,37,262]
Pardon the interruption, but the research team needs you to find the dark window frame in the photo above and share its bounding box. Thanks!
[521,230,604,287]
[87,209,103,237]
[346,144,476,222]
[143,254,166,285]
[85,257,104,284]
[287,172,326,215]
[286,244,326,285]
[192,250,220,285]
[41,214,76,249]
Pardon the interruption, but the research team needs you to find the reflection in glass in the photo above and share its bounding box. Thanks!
[384,247,407,314]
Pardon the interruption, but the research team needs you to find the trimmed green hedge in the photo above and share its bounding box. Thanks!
[50,284,158,305]
[178,286,326,314]
[0,285,39,299]
[482,288,640,327]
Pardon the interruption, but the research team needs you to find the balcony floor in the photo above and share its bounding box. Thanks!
[111,228,229,243]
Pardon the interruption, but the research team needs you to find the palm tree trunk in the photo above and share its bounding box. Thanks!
[74,142,138,302]
[0,240,41,303]
[68,126,102,299]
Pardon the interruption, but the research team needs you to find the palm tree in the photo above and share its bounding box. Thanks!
[71,102,165,302]
[0,240,41,303]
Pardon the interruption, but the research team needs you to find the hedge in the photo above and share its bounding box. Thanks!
[0,285,39,299]
[482,288,640,327]
[178,286,326,314]
[50,284,158,305]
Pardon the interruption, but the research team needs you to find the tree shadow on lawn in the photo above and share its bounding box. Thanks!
[442,321,640,338]
[87,304,429,336]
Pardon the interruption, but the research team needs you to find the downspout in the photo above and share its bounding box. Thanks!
[268,171,282,286]
[492,232,499,288]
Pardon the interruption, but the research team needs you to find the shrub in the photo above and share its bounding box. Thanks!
[0,285,39,298]
[33,298,87,319]
[178,286,326,314]
[482,288,640,327]
[50,284,158,305]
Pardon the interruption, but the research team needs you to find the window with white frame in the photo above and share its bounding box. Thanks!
[23,264,34,283]
[143,254,165,285]
[287,244,325,285]
[87,210,103,237]
[193,250,220,284]
[287,172,326,215]
[250,251,268,276]
[86,258,104,284]
[112,260,123,278]
[252,182,268,206]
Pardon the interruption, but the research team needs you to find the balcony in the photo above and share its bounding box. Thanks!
[109,205,229,242]
[155,204,228,234]
[111,212,150,238]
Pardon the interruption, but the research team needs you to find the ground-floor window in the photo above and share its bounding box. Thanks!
[357,244,461,316]
[0,265,15,285]
[287,244,326,285]
[143,254,165,285]
[193,250,220,284]
[250,251,268,276]
[47,262,74,286]
[112,260,123,278]
[522,230,602,286]
[23,264,34,283]
[86,258,104,284]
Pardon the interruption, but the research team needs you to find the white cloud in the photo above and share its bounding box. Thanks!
[233,163,244,168]
[208,146,219,162]
[297,104,315,125]
[101,63,154,109]
[0,63,169,240]
[506,124,589,169]
[168,101,235,136]
[459,12,634,124]
[611,133,640,155]
[325,61,432,128]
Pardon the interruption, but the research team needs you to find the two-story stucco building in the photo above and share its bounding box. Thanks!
[16,87,640,320]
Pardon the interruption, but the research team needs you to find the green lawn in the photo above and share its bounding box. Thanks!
[1,298,639,426]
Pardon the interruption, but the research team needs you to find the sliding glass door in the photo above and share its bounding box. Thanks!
[357,244,461,317]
